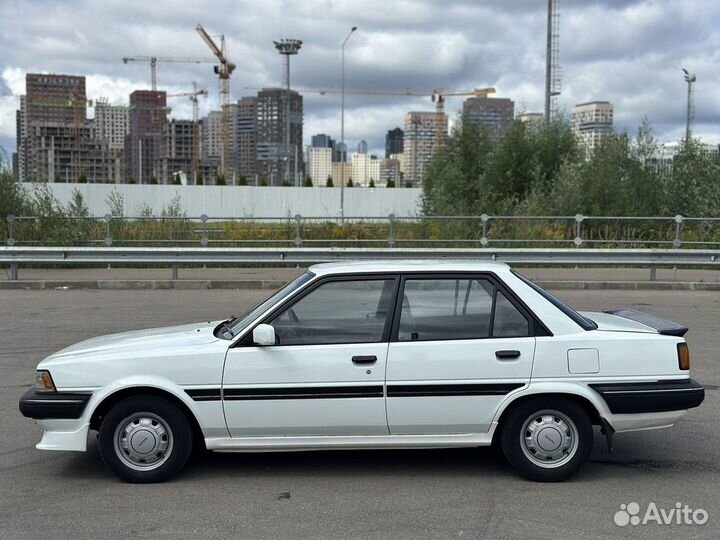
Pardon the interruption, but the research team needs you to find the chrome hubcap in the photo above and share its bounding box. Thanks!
[113,412,173,471]
[520,409,578,468]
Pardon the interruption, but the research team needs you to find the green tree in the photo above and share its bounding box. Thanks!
[346,177,353,187]
[77,174,88,184]
[281,180,292,187]
[386,179,395,188]
[238,175,248,186]
[149,176,158,185]
[666,138,720,216]
[422,118,494,216]
[196,173,203,186]
[215,174,226,186]
[0,169,31,218]
[304,176,313,187]
[326,176,334,187]
[369,178,375,188]
[260,178,268,186]
[67,189,89,217]
[405,181,413,188]
[172,174,182,185]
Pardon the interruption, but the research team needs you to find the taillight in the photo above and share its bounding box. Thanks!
[677,343,691,370]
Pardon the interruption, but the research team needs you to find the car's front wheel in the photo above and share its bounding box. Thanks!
[500,398,593,482]
[98,395,193,483]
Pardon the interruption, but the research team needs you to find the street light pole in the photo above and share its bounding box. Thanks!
[340,26,357,224]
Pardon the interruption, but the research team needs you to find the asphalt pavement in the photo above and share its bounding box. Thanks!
[0,287,718,539]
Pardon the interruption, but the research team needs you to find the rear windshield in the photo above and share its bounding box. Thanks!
[512,271,597,331]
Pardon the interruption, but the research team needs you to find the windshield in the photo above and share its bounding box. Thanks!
[222,272,315,339]
[512,270,597,331]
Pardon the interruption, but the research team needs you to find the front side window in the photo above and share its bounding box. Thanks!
[398,278,529,341]
[270,279,395,346]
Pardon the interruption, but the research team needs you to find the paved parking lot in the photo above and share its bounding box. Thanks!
[1,287,718,539]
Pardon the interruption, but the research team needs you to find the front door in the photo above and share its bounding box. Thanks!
[386,275,536,435]
[223,276,398,437]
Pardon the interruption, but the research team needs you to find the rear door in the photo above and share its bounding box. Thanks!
[385,274,536,435]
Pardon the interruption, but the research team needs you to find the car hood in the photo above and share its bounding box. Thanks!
[40,321,223,365]
[579,311,657,333]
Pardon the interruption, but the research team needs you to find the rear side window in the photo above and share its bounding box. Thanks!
[512,271,597,331]
[494,291,530,337]
[397,278,529,341]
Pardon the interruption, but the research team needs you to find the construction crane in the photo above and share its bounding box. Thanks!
[167,83,208,184]
[245,85,495,115]
[196,24,236,179]
[121,56,216,91]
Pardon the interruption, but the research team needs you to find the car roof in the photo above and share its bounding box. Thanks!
[308,259,511,276]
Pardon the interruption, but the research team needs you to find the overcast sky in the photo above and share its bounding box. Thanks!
[1,0,719,158]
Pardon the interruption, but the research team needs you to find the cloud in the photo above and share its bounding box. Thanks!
[1,0,719,155]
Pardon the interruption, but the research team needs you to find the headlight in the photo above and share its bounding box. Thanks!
[34,370,56,393]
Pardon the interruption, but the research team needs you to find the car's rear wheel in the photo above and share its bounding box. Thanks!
[98,395,192,483]
[500,398,593,482]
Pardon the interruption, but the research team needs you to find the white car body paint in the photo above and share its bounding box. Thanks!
[22,260,702,455]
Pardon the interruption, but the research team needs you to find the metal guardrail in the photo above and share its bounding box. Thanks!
[1,246,718,281]
[5,213,720,249]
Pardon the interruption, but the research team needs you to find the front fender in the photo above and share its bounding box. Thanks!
[81,374,204,430]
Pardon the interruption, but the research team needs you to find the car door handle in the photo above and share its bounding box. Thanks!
[352,355,377,365]
[495,350,521,359]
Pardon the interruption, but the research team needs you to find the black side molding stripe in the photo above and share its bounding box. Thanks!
[387,383,524,397]
[186,386,384,401]
[224,386,384,400]
[185,388,222,401]
[186,383,524,402]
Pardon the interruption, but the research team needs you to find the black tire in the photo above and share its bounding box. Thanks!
[98,395,193,483]
[500,398,593,482]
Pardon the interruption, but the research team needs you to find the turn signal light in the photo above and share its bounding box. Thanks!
[34,370,56,393]
[677,343,691,370]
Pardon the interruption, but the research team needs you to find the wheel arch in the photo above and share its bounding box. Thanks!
[88,386,206,450]
[491,388,605,444]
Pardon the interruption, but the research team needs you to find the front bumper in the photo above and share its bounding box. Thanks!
[590,378,704,414]
[19,388,91,420]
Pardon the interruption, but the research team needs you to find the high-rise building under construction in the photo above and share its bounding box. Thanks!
[20,73,114,183]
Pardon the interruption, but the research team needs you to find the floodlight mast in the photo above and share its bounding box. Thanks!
[682,68,696,141]
[274,39,303,186]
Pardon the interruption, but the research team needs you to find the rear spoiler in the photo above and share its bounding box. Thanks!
[604,309,688,337]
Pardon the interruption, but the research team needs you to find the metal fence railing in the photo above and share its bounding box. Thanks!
[5,213,720,249]
[1,246,719,281]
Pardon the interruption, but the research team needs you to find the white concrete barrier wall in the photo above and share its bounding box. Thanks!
[20,183,422,219]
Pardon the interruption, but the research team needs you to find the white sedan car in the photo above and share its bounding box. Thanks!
[20,261,704,483]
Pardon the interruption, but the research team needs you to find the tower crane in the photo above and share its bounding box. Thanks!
[196,24,236,179]
[121,56,216,91]
[167,84,208,184]
[251,86,496,115]
[430,88,496,114]
[245,85,495,150]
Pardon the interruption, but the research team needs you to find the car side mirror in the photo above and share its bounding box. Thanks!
[253,324,276,346]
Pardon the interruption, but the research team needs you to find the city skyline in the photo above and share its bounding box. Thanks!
[2,0,720,159]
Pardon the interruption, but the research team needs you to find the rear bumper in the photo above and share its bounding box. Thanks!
[590,378,704,414]
[19,388,91,420]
